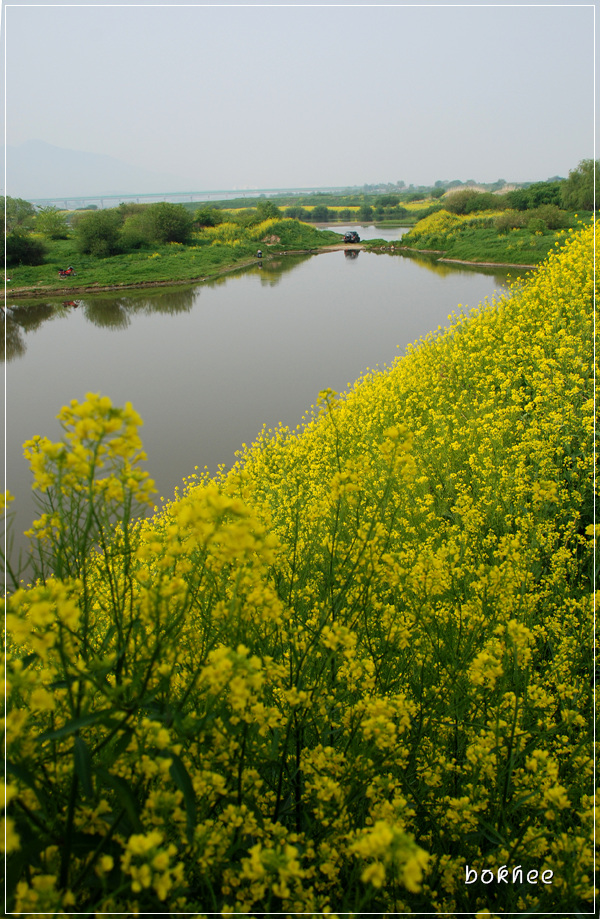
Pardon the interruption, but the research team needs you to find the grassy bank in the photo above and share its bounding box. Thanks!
[4,226,594,914]
[395,208,587,265]
[6,218,341,296]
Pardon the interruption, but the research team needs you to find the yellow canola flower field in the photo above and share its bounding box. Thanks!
[3,225,595,916]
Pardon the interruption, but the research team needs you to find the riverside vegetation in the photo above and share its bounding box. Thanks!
[3,159,596,293]
[395,206,587,266]
[3,224,595,915]
[3,202,341,295]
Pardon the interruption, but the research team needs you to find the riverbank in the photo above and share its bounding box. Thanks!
[361,243,539,269]
[397,208,590,267]
[6,242,540,301]
[5,256,262,300]
[4,217,342,300]
[6,246,343,300]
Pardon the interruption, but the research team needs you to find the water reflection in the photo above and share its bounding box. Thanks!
[83,299,131,330]
[2,288,201,351]
[2,319,26,362]
[206,253,312,290]
[344,250,360,260]
[2,302,57,360]
[8,302,56,331]
[386,249,527,286]
[132,287,196,315]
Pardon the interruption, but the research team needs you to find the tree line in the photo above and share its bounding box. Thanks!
[2,159,596,268]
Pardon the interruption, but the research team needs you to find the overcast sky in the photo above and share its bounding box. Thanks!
[3,1,596,191]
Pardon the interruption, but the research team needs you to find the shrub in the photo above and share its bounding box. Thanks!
[402,209,462,245]
[524,180,562,207]
[75,208,124,257]
[495,210,528,232]
[531,204,570,229]
[444,190,497,214]
[527,217,547,234]
[255,200,282,221]
[5,230,47,266]
[119,215,150,250]
[138,202,194,244]
[194,205,221,228]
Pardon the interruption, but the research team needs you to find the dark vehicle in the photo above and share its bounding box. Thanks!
[343,231,360,244]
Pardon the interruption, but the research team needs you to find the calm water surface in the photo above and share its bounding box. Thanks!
[3,238,528,572]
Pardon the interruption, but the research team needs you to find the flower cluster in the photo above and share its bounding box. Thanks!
[4,225,594,915]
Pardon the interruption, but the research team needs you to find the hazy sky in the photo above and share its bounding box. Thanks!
[4,1,596,191]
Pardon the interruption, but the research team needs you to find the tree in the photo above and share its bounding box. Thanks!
[524,181,561,208]
[194,206,220,228]
[35,206,69,240]
[255,200,282,221]
[379,195,400,207]
[284,206,309,221]
[2,196,36,232]
[560,159,598,211]
[75,208,124,257]
[139,202,194,244]
[358,204,373,221]
[311,205,329,222]
[506,189,529,211]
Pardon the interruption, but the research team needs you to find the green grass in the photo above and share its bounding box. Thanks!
[409,226,560,264]
[396,213,590,265]
[7,221,342,295]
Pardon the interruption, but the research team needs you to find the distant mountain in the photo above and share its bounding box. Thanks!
[5,140,196,199]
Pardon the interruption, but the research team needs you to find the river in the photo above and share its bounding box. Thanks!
[3,227,530,579]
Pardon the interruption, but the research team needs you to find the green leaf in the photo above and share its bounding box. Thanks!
[106,727,134,761]
[94,768,143,833]
[6,761,39,796]
[38,710,116,742]
[74,736,94,798]
[19,652,38,670]
[5,842,48,900]
[165,751,197,841]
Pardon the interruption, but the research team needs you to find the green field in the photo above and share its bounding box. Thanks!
[6,218,341,296]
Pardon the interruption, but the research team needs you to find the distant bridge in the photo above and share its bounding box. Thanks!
[26,186,357,210]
